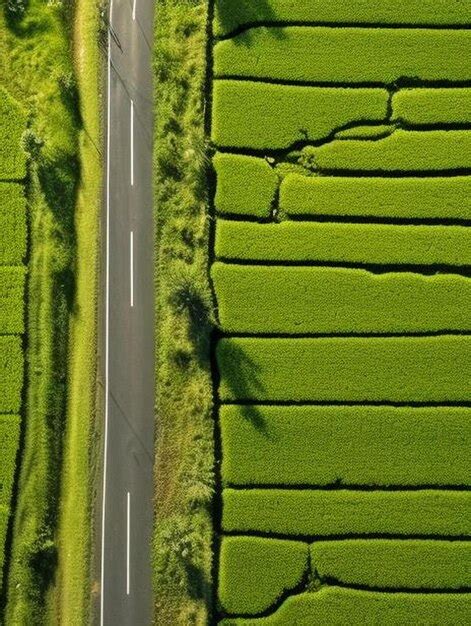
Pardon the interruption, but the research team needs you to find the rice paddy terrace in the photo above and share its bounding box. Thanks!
[210,1,471,623]
[0,86,26,594]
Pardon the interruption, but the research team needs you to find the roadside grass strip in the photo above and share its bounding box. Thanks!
[310,540,471,590]
[279,175,471,220]
[215,222,471,266]
[392,88,471,125]
[213,265,471,334]
[310,130,471,172]
[0,86,26,180]
[220,405,471,487]
[211,81,388,149]
[0,336,24,413]
[219,588,471,625]
[0,415,21,507]
[0,184,27,265]
[0,267,26,334]
[222,490,471,537]
[213,28,471,84]
[218,536,308,615]
[213,0,471,37]
[213,153,278,217]
[217,336,471,403]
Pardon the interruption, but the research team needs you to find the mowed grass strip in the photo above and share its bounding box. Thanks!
[0,183,27,265]
[222,489,471,537]
[219,588,471,625]
[214,153,278,217]
[214,27,471,83]
[214,264,471,334]
[215,222,471,266]
[213,0,471,37]
[0,414,21,507]
[310,540,471,590]
[0,336,23,413]
[393,88,471,124]
[217,336,471,402]
[219,536,308,615]
[279,175,471,220]
[0,86,26,180]
[311,130,471,172]
[212,81,388,149]
[220,405,471,487]
[0,267,26,334]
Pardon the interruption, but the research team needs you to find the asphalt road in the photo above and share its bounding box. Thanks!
[99,0,155,624]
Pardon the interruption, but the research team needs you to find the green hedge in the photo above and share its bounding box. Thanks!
[217,336,471,402]
[0,414,21,507]
[220,405,471,487]
[311,130,471,172]
[0,183,27,265]
[0,86,27,180]
[214,153,278,217]
[214,27,471,84]
[279,174,471,220]
[213,0,470,36]
[222,489,471,537]
[213,264,471,334]
[212,81,387,149]
[0,267,26,334]
[219,536,308,615]
[310,539,471,590]
[219,588,471,625]
[0,336,24,413]
[215,221,471,266]
[393,88,471,124]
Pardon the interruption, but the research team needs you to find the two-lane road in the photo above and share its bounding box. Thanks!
[100,0,155,623]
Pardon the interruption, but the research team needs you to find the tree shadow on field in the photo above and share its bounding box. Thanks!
[217,339,268,434]
[215,0,286,45]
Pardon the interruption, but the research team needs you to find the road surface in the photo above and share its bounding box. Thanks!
[99,0,155,623]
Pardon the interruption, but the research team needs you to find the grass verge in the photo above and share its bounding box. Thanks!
[152,0,214,623]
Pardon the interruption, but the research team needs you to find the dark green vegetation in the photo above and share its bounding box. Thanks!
[214,28,471,83]
[215,222,471,265]
[222,490,471,537]
[0,0,101,622]
[153,1,213,623]
[220,588,471,625]
[220,405,471,486]
[213,0,470,36]
[211,1,471,622]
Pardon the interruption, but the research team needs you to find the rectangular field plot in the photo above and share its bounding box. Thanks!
[213,153,278,217]
[311,130,471,172]
[0,183,27,265]
[0,414,21,507]
[279,175,471,220]
[213,264,471,334]
[220,405,471,487]
[0,267,26,334]
[393,88,471,125]
[0,506,10,581]
[214,27,471,84]
[222,489,471,537]
[310,539,471,590]
[213,0,471,37]
[217,336,471,403]
[219,536,308,615]
[0,86,27,180]
[0,336,24,413]
[219,588,471,625]
[212,81,387,149]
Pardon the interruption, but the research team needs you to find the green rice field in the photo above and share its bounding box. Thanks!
[0,87,26,595]
[211,1,471,622]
